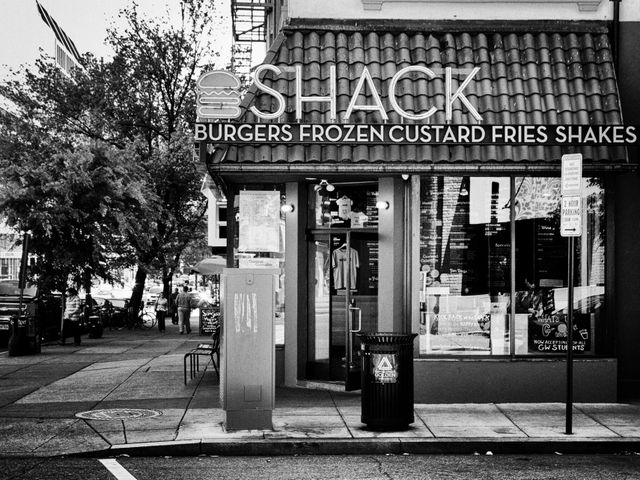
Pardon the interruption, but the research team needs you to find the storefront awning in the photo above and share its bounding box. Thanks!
[190,256,226,275]
[207,21,631,175]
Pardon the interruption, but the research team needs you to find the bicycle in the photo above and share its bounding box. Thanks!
[128,307,156,330]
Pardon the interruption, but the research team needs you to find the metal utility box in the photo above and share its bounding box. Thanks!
[220,268,278,430]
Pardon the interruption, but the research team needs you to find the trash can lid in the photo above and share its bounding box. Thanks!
[357,332,418,345]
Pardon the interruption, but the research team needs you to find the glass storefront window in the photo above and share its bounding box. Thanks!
[418,176,606,357]
[419,177,511,355]
[514,177,605,356]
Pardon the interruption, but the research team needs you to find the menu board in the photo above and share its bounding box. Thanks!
[420,177,442,283]
[366,240,378,290]
[199,307,220,336]
[420,177,485,295]
[536,221,565,282]
[365,191,379,227]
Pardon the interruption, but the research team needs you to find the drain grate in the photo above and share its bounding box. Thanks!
[75,408,162,420]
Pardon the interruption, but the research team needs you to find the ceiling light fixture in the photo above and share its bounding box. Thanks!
[314,179,335,194]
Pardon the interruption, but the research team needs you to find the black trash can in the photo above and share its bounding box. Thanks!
[8,315,41,356]
[358,332,418,431]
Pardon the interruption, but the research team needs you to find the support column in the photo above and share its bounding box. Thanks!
[377,177,405,332]
[284,182,307,386]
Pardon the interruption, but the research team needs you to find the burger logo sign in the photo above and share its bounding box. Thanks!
[196,70,242,120]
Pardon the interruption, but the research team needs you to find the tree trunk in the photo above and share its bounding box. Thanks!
[129,266,147,323]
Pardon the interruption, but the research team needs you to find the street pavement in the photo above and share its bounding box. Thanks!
[1,320,639,458]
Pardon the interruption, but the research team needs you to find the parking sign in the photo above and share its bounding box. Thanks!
[561,195,582,237]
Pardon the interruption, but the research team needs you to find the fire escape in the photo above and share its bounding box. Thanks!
[230,0,272,83]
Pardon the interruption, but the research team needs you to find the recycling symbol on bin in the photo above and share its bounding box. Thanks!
[373,354,398,384]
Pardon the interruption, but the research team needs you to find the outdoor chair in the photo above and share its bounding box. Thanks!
[183,328,220,384]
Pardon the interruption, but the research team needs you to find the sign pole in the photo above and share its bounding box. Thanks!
[17,233,30,315]
[566,236,575,435]
[560,153,581,436]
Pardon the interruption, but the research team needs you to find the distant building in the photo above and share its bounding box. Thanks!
[0,1,82,79]
[0,222,21,280]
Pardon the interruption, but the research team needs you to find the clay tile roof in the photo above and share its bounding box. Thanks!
[211,25,628,172]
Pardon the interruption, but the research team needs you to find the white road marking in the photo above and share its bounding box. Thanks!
[99,459,139,480]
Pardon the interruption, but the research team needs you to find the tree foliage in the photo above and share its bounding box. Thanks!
[0,0,227,302]
[0,109,151,291]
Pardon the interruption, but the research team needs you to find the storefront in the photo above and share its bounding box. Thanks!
[201,20,637,402]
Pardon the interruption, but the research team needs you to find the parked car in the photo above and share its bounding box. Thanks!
[94,296,129,329]
[0,280,62,349]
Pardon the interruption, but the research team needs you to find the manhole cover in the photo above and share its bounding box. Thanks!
[75,408,162,420]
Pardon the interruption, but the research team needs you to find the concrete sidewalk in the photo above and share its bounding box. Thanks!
[1,325,639,458]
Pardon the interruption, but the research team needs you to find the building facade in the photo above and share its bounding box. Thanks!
[206,0,640,402]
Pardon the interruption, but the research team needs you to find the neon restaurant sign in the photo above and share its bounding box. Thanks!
[193,67,639,146]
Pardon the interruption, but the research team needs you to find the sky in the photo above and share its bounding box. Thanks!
[0,0,238,76]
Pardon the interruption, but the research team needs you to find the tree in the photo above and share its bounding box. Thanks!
[0,106,151,292]
[100,0,220,309]
[1,0,229,311]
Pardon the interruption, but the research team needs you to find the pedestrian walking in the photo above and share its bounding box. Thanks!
[154,293,168,332]
[176,286,192,334]
[60,287,82,346]
[170,287,179,325]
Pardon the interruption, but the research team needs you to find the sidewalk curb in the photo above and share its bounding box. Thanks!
[71,438,640,458]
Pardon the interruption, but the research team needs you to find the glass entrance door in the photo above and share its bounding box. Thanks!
[307,229,378,390]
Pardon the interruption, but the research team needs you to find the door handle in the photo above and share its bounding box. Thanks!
[349,306,361,333]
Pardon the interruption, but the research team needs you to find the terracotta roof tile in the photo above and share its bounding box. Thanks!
[364,32,379,51]
[372,144,385,163]
[603,94,621,113]
[320,32,335,64]
[213,28,626,168]
[323,145,338,163]
[397,33,412,63]
[291,32,304,62]
[273,145,288,163]
[338,145,351,163]
[410,33,427,61]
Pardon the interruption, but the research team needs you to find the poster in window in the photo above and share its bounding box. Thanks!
[239,191,281,252]
[528,312,592,354]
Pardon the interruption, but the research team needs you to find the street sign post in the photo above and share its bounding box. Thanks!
[560,154,582,435]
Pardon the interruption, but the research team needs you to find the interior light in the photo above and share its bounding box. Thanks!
[326,183,335,192]
[315,179,328,192]
[376,200,390,210]
[281,204,295,213]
